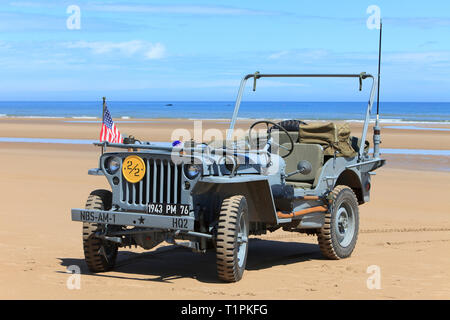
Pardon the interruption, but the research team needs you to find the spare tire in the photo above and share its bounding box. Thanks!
[277,120,307,132]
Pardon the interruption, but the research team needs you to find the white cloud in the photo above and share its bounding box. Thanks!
[171,79,308,89]
[267,49,330,61]
[144,43,166,60]
[65,40,166,59]
[266,48,450,69]
[384,17,450,28]
[9,1,44,7]
[256,80,308,88]
[383,51,450,64]
[0,41,11,50]
[268,51,290,60]
[87,4,275,16]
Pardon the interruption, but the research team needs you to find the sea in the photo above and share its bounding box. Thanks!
[0,101,449,123]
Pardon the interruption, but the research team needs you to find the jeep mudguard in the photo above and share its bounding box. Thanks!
[192,179,278,224]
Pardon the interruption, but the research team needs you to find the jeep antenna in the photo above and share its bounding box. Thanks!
[373,20,382,158]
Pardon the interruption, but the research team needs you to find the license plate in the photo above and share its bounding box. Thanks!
[147,203,190,216]
[72,208,195,231]
[79,210,117,223]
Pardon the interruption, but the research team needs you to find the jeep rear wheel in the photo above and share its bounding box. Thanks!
[317,185,359,259]
[82,189,118,272]
[216,195,249,282]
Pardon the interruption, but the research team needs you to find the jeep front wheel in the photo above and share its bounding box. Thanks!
[216,195,249,282]
[82,189,118,272]
[317,185,359,259]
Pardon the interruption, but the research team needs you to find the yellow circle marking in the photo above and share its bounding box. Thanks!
[122,155,146,183]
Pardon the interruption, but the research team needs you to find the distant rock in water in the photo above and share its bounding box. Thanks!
[165,103,173,106]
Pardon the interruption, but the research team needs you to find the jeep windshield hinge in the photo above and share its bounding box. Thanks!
[253,71,260,91]
[359,72,368,91]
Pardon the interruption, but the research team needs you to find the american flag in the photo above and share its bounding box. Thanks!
[100,106,123,143]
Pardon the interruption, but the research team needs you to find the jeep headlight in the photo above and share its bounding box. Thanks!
[105,156,121,174]
[184,164,202,179]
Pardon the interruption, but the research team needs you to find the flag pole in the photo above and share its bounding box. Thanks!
[102,97,106,122]
[101,97,106,154]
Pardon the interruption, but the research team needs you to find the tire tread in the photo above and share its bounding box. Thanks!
[216,195,247,282]
[82,190,117,272]
[317,185,359,260]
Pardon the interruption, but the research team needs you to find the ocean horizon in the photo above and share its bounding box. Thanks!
[0,101,449,122]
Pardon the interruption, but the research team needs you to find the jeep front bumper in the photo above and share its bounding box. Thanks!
[71,208,195,231]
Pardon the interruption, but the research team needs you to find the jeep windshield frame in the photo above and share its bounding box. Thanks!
[226,73,378,161]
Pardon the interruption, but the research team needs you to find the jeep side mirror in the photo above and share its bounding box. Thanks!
[297,160,312,175]
[285,160,312,178]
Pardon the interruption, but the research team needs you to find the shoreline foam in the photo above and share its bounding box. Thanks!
[1,115,450,125]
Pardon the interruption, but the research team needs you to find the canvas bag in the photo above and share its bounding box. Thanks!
[299,122,357,157]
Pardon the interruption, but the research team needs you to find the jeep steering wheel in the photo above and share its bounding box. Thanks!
[248,120,294,158]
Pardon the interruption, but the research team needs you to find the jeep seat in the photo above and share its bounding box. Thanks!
[273,131,324,189]
[272,123,324,190]
[281,142,324,189]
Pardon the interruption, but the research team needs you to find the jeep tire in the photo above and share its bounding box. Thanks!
[216,195,249,282]
[317,185,359,259]
[82,189,118,272]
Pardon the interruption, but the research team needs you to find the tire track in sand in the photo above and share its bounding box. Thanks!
[361,227,450,234]
[259,227,450,241]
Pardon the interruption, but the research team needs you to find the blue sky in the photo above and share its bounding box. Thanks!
[0,0,449,101]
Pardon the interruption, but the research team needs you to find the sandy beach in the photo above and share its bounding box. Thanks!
[0,118,449,299]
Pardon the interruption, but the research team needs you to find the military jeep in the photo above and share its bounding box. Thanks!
[71,73,385,282]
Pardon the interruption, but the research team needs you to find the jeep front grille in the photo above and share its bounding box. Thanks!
[121,158,183,205]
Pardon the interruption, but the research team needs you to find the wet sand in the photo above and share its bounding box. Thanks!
[0,118,449,149]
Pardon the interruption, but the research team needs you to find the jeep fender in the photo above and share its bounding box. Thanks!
[315,157,366,204]
[335,169,366,204]
[192,176,278,225]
